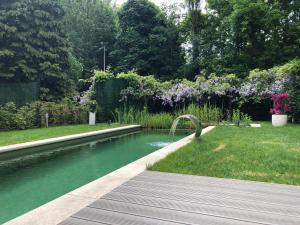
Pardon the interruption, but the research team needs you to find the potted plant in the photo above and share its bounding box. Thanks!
[270,93,290,127]
[88,100,98,125]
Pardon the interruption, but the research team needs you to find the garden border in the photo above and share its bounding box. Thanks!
[0,125,141,154]
[4,126,215,225]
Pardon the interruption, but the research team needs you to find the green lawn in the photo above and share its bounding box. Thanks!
[0,123,121,147]
[150,122,300,185]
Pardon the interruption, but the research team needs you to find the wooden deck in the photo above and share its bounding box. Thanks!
[60,171,300,225]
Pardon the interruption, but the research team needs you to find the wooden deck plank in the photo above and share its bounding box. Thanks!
[60,171,300,225]
[59,217,106,225]
[111,185,300,217]
[87,200,256,225]
[101,192,300,225]
[134,172,300,197]
[72,208,182,225]
[120,179,300,206]
[140,171,300,193]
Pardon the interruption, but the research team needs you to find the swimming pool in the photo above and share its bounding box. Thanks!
[0,130,187,223]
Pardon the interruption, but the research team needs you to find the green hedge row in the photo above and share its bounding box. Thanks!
[0,100,88,131]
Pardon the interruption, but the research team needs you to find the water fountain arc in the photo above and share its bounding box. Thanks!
[170,114,202,138]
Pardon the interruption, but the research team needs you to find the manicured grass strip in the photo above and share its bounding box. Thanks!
[150,123,300,185]
[0,123,121,147]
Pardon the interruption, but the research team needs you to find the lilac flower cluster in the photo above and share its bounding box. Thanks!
[76,81,95,106]
[238,77,288,97]
[238,81,258,97]
[158,83,200,107]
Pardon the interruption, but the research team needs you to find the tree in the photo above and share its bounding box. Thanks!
[111,0,184,79]
[58,0,118,77]
[184,0,300,78]
[0,0,72,100]
[183,0,205,77]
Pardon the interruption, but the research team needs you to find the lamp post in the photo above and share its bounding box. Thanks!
[100,42,106,71]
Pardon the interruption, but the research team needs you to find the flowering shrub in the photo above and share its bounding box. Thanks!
[196,73,240,98]
[238,67,289,99]
[89,59,299,120]
[117,71,161,104]
[158,81,200,107]
[270,93,291,115]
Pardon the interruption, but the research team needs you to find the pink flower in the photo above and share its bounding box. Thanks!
[270,93,291,115]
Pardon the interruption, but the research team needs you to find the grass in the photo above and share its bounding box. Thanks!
[150,122,300,185]
[0,123,121,147]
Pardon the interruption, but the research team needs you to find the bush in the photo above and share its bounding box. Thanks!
[285,59,300,122]
[0,102,17,130]
[0,100,89,131]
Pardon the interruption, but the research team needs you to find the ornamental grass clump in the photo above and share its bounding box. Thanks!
[270,93,291,115]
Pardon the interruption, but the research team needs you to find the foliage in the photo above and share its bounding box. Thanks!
[179,104,223,124]
[0,100,88,131]
[230,109,252,126]
[58,0,118,75]
[237,59,298,105]
[67,51,83,84]
[286,59,300,121]
[0,0,72,100]
[113,107,174,129]
[0,102,36,130]
[88,100,98,113]
[270,93,291,115]
[77,70,113,112]
[150,123,300,185]
[93,70,115,84]
[159,81,200,107]
[184,0,300,78]
[111,0,185,79]
[114,104,223,129]
[117,71,162,105]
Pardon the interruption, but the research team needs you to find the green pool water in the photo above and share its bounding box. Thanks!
[0,130,187,223]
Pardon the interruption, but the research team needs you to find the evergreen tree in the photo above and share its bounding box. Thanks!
[0,0,71,100]
[59,0,118,77]
[111,0,184,79]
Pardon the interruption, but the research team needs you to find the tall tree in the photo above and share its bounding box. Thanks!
[0,0,72,100]
[111,0,184,79]
[184,0,300,78]
[184,0,205,77]
[59,0,118,76]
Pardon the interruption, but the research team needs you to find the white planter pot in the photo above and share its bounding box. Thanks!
[272,114,287,127]
[89,112,96,125]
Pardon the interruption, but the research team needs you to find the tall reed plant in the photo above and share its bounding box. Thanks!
[179,103,223,124]
[113,104,223,129]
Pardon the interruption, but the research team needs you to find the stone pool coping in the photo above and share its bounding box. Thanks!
[0,125,142,154]
[4,126,215,225]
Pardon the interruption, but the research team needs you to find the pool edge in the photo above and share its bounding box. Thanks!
[3,126,215,225]
[0,125,142,154]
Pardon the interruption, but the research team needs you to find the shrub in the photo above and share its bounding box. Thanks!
[0,102,17,130]
[285,59,300,122]
[270,93,291,115]
[0,100,89,131]
[231,109,252,126]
